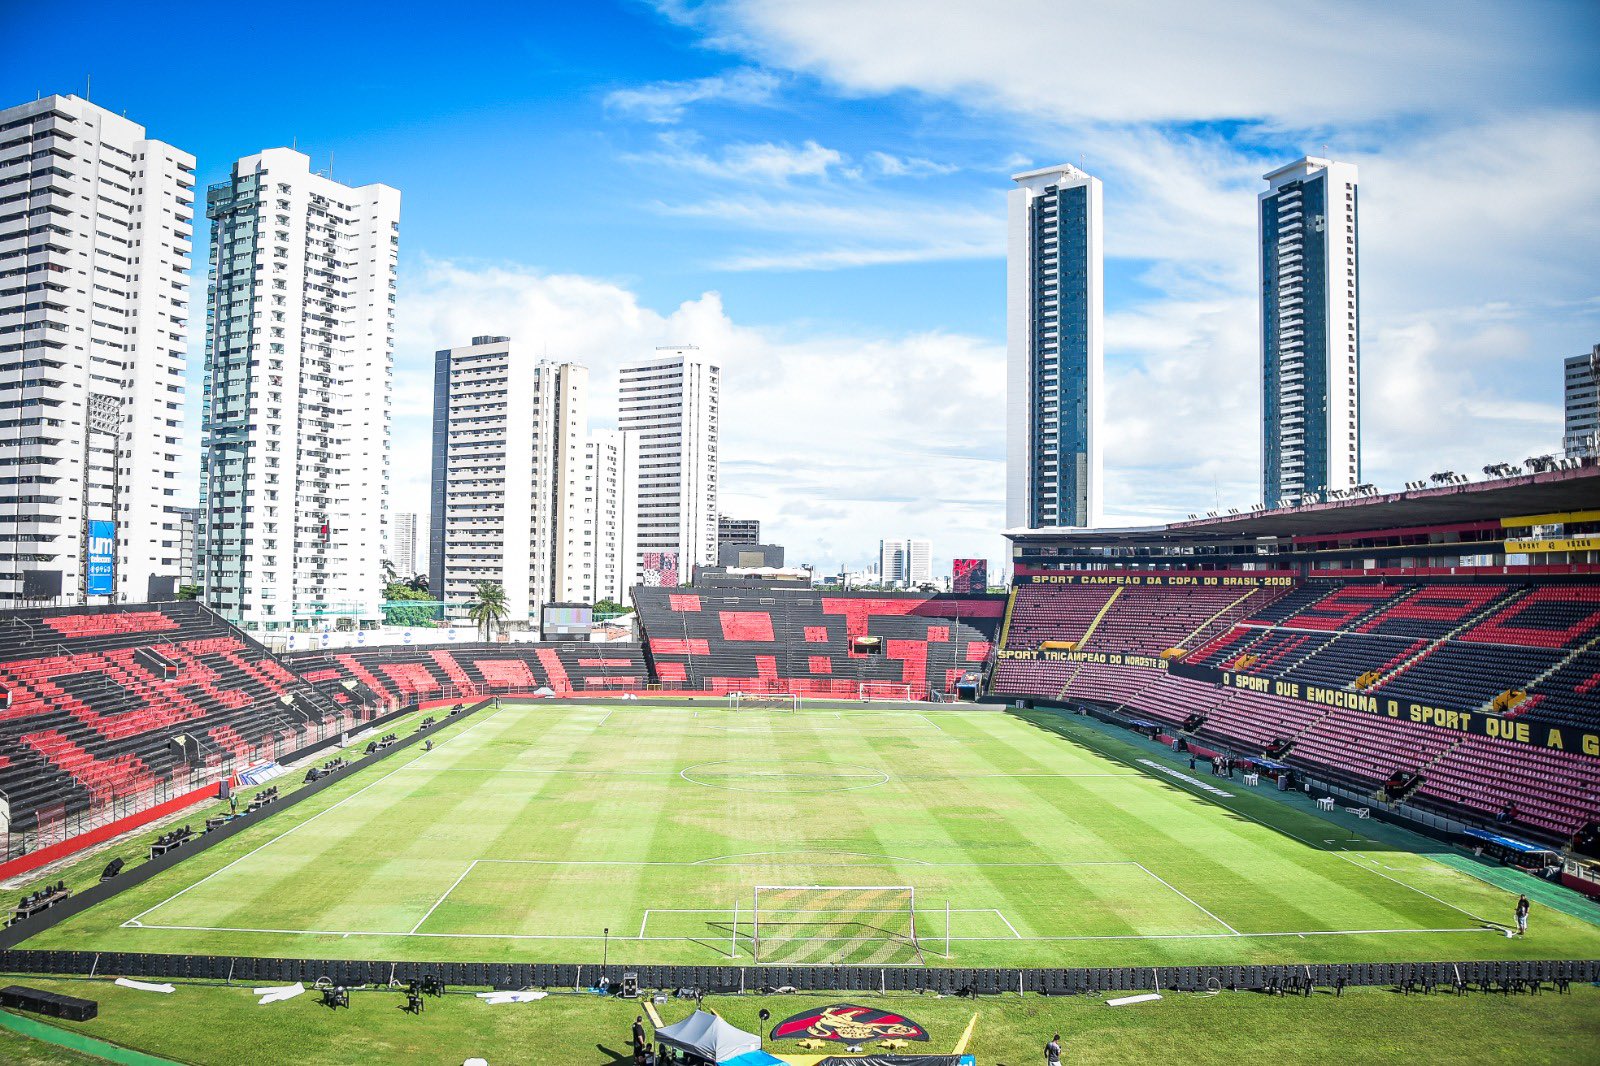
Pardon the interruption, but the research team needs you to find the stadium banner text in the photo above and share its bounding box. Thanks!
[1168,661,1599,756]
[997,648,1170,671]
[1015,572,1295,587]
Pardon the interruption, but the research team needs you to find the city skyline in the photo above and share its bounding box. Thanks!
[5,2,1597,579]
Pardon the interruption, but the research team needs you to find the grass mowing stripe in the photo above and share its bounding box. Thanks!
[27,702,1600,968]
[127,703,510,927]
[1022,712,1506,929]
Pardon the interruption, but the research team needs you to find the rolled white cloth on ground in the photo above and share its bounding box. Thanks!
[114,978,174,993]
[475,990,548,1004]
[253,982,305,1004]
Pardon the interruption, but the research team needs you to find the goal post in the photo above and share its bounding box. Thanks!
[752,884,922,966]
[728,691,800,712]
[858,681,914,703]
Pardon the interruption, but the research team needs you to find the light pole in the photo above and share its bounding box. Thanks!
[603,926,610,972]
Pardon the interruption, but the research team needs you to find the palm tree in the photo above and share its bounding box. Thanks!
[465,581,509,641]
[406,573,428,593]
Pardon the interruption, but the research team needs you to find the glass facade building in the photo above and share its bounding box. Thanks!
[1259,157,1361,509]
[1007,165,1103,530]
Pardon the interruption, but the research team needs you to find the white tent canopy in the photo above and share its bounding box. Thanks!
[653,1010,760,1062]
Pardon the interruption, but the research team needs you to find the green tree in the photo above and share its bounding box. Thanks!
[382,581,437,628]
[465,580,510,641]
[176,584,201,601]
[592,598,625,618]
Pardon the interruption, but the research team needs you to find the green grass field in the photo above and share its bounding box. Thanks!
[6,978,1600,1066]
[20,700,1600,968]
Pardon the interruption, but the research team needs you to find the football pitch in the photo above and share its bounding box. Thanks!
[22,700,1600,968]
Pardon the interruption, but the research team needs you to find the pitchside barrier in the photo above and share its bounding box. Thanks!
[0,950,1594,996]
[0,698,500,952]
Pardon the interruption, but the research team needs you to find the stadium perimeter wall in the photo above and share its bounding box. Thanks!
[0,949,1592,996]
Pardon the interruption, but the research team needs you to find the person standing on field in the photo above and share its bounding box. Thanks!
[1516,894,1530,936]
[1045,1032,1063,1064]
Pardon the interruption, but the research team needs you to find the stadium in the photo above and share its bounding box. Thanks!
[0,466,1597,1063]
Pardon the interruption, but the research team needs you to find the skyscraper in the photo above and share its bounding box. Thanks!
[428,337,587,623]
[392,511,419,578]
[1260,156,1361,508]
[1564,344,1599,459]
[618,347,719,589]
[200,148,399,629]
[0,96,194,604]
[878,538,932,589]
[569,429,636,605]
[1007,164,1103,530]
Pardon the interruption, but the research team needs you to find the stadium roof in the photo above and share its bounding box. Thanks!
[1007,463,1600,544]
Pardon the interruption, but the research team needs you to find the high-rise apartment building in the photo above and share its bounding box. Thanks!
[199,148,399,629]
[1564,344,1599,459]
[428,336,587,623]
[175,507,198,587]
[717,516,760,548]
[0,95,194,604]
[567,429,636,605]
[1007,164,1103,530]
[1260,156,1361,509]
[878,537,932,589]
[392,511,418,578]
[618,347,719,589]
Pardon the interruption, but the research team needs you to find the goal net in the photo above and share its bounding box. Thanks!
[858,681,914,702]
[728,692,800,712]
[753,885,922,966]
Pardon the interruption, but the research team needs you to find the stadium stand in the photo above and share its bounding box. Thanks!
[279,642,648,705]
[632,587,1004,697]
[0,602,353,857]
[988,572,1600,846]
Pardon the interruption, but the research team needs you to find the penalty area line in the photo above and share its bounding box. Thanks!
[1133,862,1240,936]
[409,859,478,934]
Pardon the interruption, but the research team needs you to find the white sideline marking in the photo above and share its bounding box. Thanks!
[596,709,613,728]
[996,911,1023,939]
[461,857,1140,869]
[126,920,1498,945]
[410,860,477,934]
[914,713,946,733]
[129,703,510,925]
[1133,862,1239,936]
[406,767,683,776]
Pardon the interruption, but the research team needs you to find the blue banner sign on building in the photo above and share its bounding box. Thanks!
[86,519,116,596]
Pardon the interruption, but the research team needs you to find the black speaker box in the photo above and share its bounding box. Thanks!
[0,985,98,1022]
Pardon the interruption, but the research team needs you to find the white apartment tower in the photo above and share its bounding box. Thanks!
[1564,344,1599,459]
[565,429,636,605]
[0,96,194,604]
[1007,164,1103,531]
[428,336,587,623]
[1260,157,1361,508]
[199,148,399,629]
[618,347,719,589]
[879,537,932,589]
[392,510,418,578]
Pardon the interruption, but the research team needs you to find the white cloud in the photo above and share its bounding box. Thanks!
[394,259,1010,573]
[636,133,847,183]
[655,194,1004,270]
[868,151,957,177]
[679,0,1591,125]
[603,67,780,124]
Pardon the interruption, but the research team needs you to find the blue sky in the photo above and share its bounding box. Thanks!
[7,0,1599,576]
